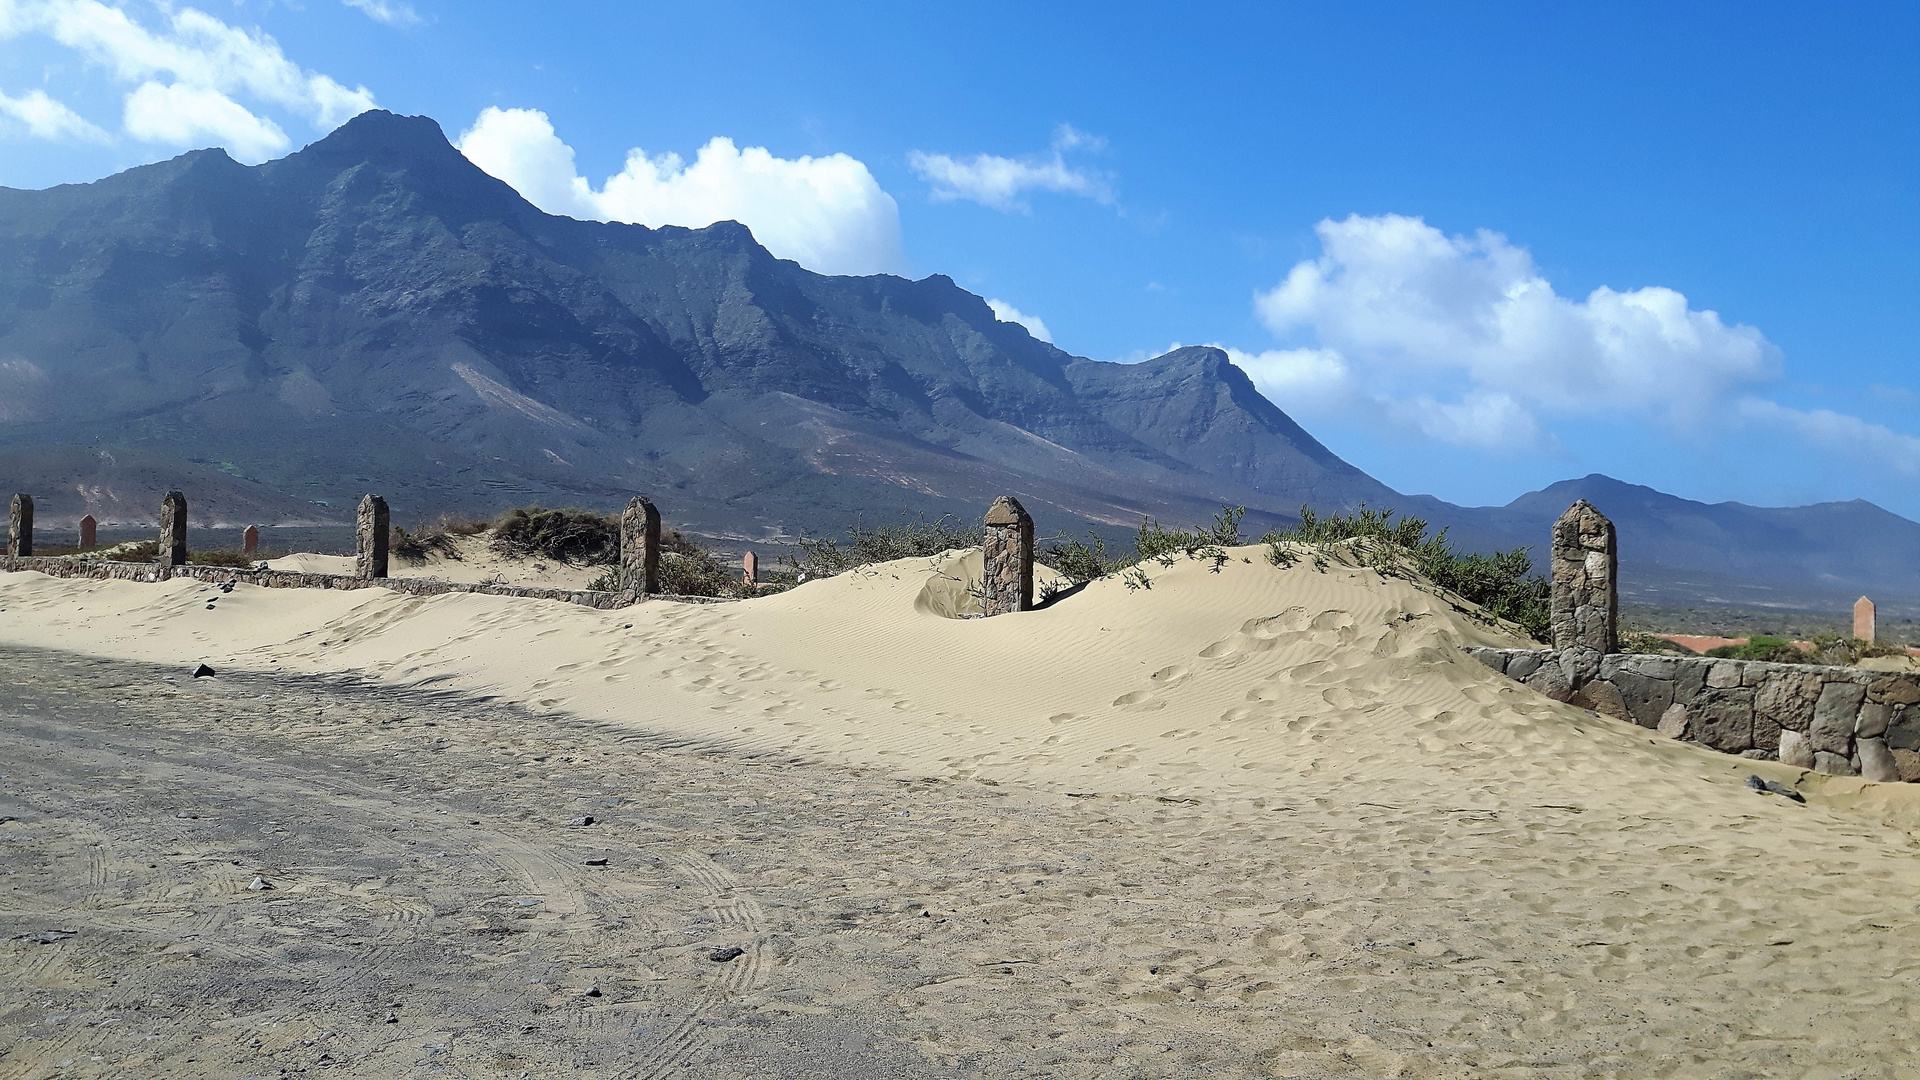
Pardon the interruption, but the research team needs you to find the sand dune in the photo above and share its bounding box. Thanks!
[8,544,1920,1074]
[268,535,610,590]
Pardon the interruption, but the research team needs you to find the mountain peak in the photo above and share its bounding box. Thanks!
[294,110,457,165]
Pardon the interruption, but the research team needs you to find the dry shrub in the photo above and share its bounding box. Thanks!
[392,514,489,565]
[488,507,618,566]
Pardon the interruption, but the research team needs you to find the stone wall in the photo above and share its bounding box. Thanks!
[1467,646,1920,782]
[0,556,729,610]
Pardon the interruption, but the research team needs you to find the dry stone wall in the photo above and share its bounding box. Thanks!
[0,556,728,609]
[1467,646,1920,782]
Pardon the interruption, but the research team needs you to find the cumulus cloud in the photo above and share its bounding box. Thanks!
[0,0,375,154]
[908,124,1113,212]
[1257,214,1778,430]
[1212,212,1920,481]
[985,299,1051,342]
[342,0,422,28]
[1235,213,1788,452]
[0,87,108,141]
[1212,343,1547,452]
[123,80,287,161]
[456,106,904,277]
[1219,346,1349,407]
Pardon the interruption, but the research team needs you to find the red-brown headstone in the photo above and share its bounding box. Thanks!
[244,525,259,553]
[79,515,96,551]
[742,550,758,585]
[1854,596,1876,643]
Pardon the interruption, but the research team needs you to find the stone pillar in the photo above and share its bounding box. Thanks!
[79,515,96,551]
[1854,596,1875,643]
[8,494,32,557]
[982,495,1034,616]
[620,496,660,594]
[158,491,188,566]
[356,495,390,579]
[243,525,259,554]
[742,550,758,586]
[1550,500,1616,656]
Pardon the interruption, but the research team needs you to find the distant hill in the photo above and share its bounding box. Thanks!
[1450,475,1920,612]
[0,110,1915,611]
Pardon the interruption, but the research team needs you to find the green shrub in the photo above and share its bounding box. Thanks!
[1705,635,1798,662]
[1039,533,1128,585]
[1135,506,1245,572]
[1263,503,1551,641]
[488,507,619,565]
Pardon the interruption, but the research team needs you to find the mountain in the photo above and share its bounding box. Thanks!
[0,109,1916,613]
[0,110,1388,537]
[1458,475,1920,612]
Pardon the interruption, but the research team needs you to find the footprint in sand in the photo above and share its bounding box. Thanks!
[1150,665,1192,687]
[1111,691,1166,711]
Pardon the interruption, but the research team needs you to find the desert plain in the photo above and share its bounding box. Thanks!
[3,547,1920,1078]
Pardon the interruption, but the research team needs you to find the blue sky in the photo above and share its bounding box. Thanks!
[2,1,1916,516]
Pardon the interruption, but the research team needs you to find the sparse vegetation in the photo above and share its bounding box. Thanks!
[1263,504,1551,641]
[659,530,755,597]
[1135,506,1245,572]
[1038,532,1129,585]
[189,548,257,568]
[1620,632,1696,655]
[787,513,978,580]
[1705,635,1912,668]
[391,514,486,565]
[105,540,159,562]
[1704,635,1800,662]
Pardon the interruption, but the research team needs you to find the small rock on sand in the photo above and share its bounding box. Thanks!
[582,857,608,866]
[192,663,216,678]
[567,816,595,826]
[708,946,745,963]
[247,876,273,890]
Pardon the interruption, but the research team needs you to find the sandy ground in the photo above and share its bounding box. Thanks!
[7,545,1920,1077]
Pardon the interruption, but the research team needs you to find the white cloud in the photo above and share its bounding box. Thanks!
[123,80,287,162]
[908,124,1113,212]
[1219,212,1920,479]
[1257,214,1778,428]
[456,106,904,277]
[1737,398,1920,476]
[985,298,1051,342]
[1214,343,1547,452]
[0,0,375,154]
[1240,213,1786,451]
[0,87,108,141]
[342,0,422,28]
[1219,346,1349,407]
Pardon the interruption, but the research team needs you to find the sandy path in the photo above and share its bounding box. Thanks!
[5,644,1920,1078]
